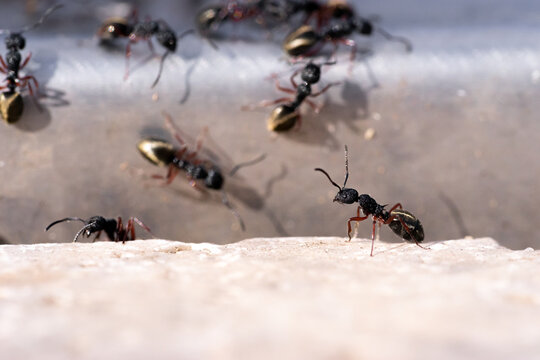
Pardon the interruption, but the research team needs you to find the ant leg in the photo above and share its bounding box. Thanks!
[273,79,296,95]
[304,99,321,113]
[185,127,209,161]
[116,217,126,243]
[0,55,7,73]
[124,40,137,80]
[241,97,292,111]
[131,217,154,237]
[370,219,377,256]
[20,52,32,70]
[127,218,136,241]
[347,206,368,241]
[162,111,192,149]
[92,231,102,242]
[289,69,300,88]
[311,82,341,97]
[146,39,156,55]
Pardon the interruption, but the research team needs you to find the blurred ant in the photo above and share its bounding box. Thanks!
[315,145,425,256]
[283,13,412,69]
[242,59,340,132]
[45,216,153,243]
[0,4,62,123]
[137,112,265,230]
[98,12,194,88]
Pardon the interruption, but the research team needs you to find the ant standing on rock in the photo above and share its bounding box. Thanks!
[0,4,62,123]
[242,59,340,132]
[98,12,194,88]
[315,145,425,256]
[45,216,153,243]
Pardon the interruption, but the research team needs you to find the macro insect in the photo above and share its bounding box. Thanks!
[45,216,153,243]
[137,112,265,230]
[0,4,62,123]
[242,60,339,132]
[97,12,194,88]
[283,12,412,64]
[315,145,425,256]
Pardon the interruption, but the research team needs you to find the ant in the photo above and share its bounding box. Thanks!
[0,4,62,123]
[45,216,153,243]
[283,13,412,68]
[137,112,265,231]
[315,145,425,256]
[242,60,340,132]
[98,12,194,88]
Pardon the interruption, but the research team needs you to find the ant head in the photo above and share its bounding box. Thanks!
[315,145,358,204]
[355,18,373,35]
[5,33,25,50]
[205,168,224,190]
[156,29,177,52]
[301,62,321,84]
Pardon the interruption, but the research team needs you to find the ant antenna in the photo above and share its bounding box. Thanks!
[45,217,86,232]
[221,191,246,231]
[314,168,342,191]
[73,222,96,242]
[376,27,412,52]
[343,145,349,188]
[229,154,267,177]
[0,4,63,35]
[151,29,195,89]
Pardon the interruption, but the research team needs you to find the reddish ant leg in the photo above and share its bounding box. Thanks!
[241,97,292,111]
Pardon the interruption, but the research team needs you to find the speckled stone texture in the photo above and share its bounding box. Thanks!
[0,238,539,360]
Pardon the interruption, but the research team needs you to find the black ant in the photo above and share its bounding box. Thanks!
[315,145,425,256]
[242,60,340,132]
[136,112,265,231]
[45,216,153,243]
[283,13,412,67]
[97,12,194,88]
[0,4,62,123]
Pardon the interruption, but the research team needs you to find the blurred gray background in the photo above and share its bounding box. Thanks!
[0,0,538,249]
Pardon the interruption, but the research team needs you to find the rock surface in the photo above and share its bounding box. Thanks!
[0,237,539,360]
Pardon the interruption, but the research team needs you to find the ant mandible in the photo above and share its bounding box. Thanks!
[0,4,62,123]
[136,112,265,230]
[242,59,340,132]
[315,145,425,256]
[98,12,194,88]
[283,13,412,69]
[45,216,153,243]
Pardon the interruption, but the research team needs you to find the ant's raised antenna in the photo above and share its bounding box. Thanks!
[73,222,95,242]
[0,4,63,35]
[376,26,412,52]
[151,29,195,89]
[229,154,267,177]
[314,168,341,191]
[45,217,86,232]
[343,145,349,188]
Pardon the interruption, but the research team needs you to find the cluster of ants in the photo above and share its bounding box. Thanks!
[1,1,424,256]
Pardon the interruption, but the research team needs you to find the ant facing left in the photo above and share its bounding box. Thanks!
[98,10,194,88]
[315,145,425,256]
[45,215,153,243]
[0,4,62,123]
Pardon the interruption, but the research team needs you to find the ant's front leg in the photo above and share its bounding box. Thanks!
[310,82,341,97]
[347,206,368,241]
[339,38,357,74]
[0,55,7,73]
[20,52,32,70]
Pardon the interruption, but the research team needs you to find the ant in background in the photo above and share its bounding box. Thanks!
[137,112,266,231]
[45,216,153,243]
[0,4,62,123]
[242,59,340,132]
[98,12,194,88]
[283,12,412,69]
[315,145,425,256]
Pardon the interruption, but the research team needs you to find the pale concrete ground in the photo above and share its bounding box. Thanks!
[1,237,539,360]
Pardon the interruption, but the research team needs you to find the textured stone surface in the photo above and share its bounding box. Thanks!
[0,237,539,360]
